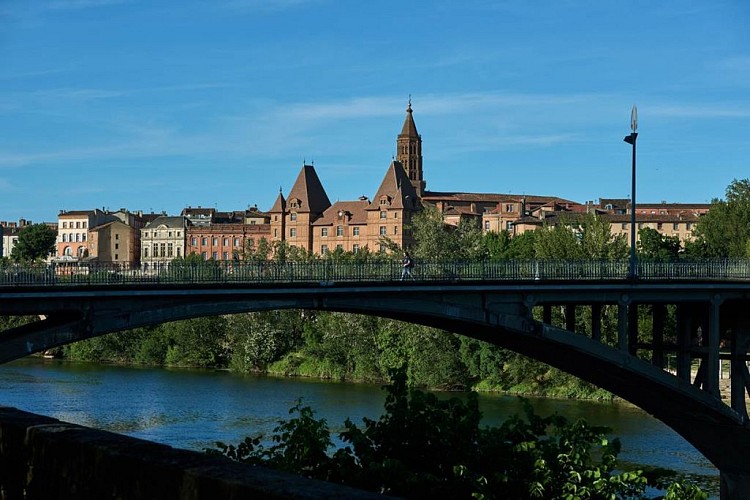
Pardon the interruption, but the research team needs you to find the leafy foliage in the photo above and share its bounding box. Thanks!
[210,368,705,499]
[691,178,750,257]
[637,227,681,262]
[10,224,56,263]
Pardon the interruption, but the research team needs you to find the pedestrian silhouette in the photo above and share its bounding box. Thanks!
[401,251,415,281]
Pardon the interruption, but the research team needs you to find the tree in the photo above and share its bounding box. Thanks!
[10,224,56,263]
[637,227,681,262]
[408,205,485,260]
[691,178,750,257]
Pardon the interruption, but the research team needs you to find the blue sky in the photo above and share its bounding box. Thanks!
[1,1,748,223]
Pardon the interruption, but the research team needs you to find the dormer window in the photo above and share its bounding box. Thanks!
[379,196,390,206]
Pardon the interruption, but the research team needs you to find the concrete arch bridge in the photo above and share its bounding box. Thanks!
[3,259,750,498]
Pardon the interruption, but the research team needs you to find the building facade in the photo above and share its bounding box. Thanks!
[140,216,189,271]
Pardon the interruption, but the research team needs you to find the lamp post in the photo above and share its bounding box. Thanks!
[624,105,638,279]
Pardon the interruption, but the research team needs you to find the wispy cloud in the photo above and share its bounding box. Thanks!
[45,0,130,10]
[649,104,750,119]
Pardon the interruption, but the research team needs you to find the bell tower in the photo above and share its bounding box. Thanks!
[396,98,425,196]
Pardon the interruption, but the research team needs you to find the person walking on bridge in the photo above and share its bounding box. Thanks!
[401,251,415,281]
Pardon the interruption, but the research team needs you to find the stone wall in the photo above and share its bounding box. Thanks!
[0,406,386,500]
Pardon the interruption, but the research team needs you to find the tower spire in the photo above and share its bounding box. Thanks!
[396,97,425,196]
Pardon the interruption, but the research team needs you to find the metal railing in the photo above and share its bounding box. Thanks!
[4,259,750,287]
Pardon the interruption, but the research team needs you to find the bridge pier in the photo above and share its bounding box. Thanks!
[721,471,750,499]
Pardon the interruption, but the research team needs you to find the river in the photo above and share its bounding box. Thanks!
[0,358,719,495]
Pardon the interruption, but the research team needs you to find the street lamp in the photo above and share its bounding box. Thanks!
[624,105,638,279]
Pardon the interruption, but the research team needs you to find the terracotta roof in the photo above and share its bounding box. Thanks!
[368,160,419,211]
[422,191,579,206]
[443,205,480,216]
[312,200,371,226]
[286,164,331,214]
[399,101,419,138]
[269,192,286,213]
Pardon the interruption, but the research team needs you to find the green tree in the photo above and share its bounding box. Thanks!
[408,205,484,260]
[162,316,229,367]
[691,178,750,257]
[10,224,56,263]
[637,227,681,262]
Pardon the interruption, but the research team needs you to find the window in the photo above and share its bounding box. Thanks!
[379,243,386,253]
[394,226,398,235]
[75,222,80,229]
[506,221,514,231]
[167,243,173,257]
[115,243,119,250]
[353,244,360,253]
[622,223,628,230]
[673,223,679,230]
[223,238,229,246]
[82,233,86,242]
[290,213,297,221]
[202,237,208,245]
[168,231,172,237]
[152,244,158,257]
[82,222,87,229]
[638,223,644,229]
[290,228,297,237]
[201,251,208,260]
[160,243,166,256]
[144,232,149,238]
[484,221,490,231]
[144,247,149,257]
[686,223,693,230]
[212,252,218,260]
[336,225,343,236]
[234,238,240,246]
[321,228,328,237]
[394,212,398,219]
[274,229,278,237]
[222,252,228,260]
[64,246,72,256]
[212,237,218,245]
[114,254,118,260]
[191,237,197,245]
[380,211,386,219]
[353,227,360,236]
[62,234,67,242]
[176,247,181,257]
[75,233,80,242]
[379,226,386,236]
[505,204,514,212]
[657,223,663,230]
[177,231,181,237]
[115,234,119,240]
[321,245,328,254]
[62,222,67,229]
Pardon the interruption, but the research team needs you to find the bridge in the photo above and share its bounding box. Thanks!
[3,259,750,498]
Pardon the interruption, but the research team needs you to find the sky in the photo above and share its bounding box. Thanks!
[1,1,749,223]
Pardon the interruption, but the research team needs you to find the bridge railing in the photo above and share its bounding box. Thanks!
[3,259,750,286]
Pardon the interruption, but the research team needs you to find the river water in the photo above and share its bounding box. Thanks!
[0,358,719,495]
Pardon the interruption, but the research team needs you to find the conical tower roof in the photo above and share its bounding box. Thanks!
[399,99,419,138]
[368,160,419,210]
[269,190,286,213]
[286,164,331,214]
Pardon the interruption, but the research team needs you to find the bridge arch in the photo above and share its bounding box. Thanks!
[2,281,750,497]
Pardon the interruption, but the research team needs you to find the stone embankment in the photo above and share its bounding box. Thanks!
[0,406,387,500]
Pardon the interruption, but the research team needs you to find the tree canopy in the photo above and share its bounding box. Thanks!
[10,224,56,263]
[690,178,750,258]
